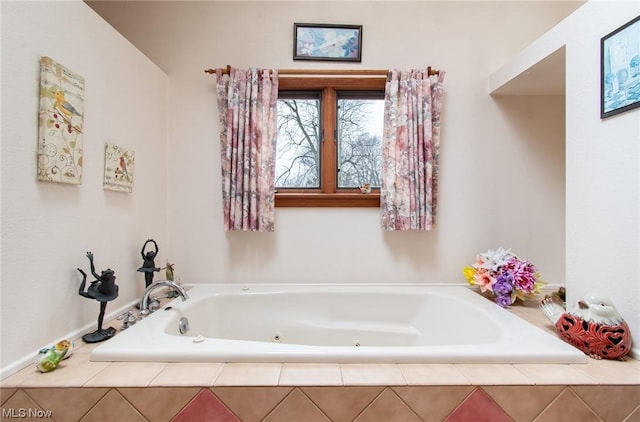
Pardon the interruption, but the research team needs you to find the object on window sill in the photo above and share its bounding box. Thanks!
[359,184,372,194]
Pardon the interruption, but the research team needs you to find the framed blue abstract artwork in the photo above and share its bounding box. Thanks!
[294,23,362,62]
[601,15,640,118]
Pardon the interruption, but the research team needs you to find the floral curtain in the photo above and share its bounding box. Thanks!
[381,69,445,231]
[215,67,279,231]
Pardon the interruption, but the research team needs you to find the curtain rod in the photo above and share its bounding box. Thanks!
[204,65,440,77]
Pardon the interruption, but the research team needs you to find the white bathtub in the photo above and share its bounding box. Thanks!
[91,284,587,364]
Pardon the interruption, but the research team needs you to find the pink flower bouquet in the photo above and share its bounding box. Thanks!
[463,247,546,307]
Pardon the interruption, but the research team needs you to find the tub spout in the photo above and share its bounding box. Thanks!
[139,280,188,316]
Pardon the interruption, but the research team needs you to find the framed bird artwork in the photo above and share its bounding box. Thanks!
[103,143,135,192]
[37,56,85,184]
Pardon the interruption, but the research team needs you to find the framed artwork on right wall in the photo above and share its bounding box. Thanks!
[601,15,640,118]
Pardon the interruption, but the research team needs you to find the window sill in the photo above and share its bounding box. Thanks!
[275,192,380,208]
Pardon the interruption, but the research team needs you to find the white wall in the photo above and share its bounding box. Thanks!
[1,1,168,377]
[157,1,570,285]
[0,0,585,376]
[491,0,640,355]
[565,1,639,354]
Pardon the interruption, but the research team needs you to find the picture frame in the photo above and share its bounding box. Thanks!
[293,23,362,62]
[601,15,640,118]
[103,143,135,193]
[37,57,85,184]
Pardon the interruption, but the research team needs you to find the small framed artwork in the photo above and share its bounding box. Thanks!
[37,57,85,184]
[103,143,135,193]
[294,23,362,62]
[601,15,640,118]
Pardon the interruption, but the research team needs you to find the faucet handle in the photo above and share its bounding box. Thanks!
[120,311,138,330]
[126,311,137,324]
[149,297,161,312]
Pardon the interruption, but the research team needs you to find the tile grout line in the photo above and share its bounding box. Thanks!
[297,386,335,422]
[350,386,390,422]
[452,364,474,386]
[386,385,424,421]
[397,363,409,386]
[442,386,479,422]
[275,364,283,387]
[622,404,640,422]
[530,386,571,422]
[147,364,165,387]
[0,388,18,405]
[114,387,153,422]
[210,363,225,387]
[259,386,298,422]
[81,362,114,387]
[568,385,622,421]
[172,387,208,422]
[509,364,538,385]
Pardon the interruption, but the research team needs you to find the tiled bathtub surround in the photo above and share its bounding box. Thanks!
[1,300,639,421]
[2,384,639,421]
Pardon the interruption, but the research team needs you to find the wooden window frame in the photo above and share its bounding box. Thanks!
[276,76,385,208]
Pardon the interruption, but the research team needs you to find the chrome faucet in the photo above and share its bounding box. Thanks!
[139,280,189,316]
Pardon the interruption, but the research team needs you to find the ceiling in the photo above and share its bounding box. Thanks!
[86,1,580,95]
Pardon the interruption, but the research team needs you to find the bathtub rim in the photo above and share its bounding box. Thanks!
[91,283,589,365]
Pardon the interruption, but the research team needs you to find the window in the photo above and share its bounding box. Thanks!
[276,92,321,188]
[275,77,385,207]
[336,92,384,189]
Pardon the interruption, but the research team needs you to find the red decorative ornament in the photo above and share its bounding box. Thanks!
[555,313,631,360]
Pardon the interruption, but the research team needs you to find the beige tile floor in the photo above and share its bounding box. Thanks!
[2,294,639,388]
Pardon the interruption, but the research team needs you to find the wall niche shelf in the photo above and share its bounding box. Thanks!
[489,45,566,96]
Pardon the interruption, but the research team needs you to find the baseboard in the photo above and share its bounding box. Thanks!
[0,299,138,381]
